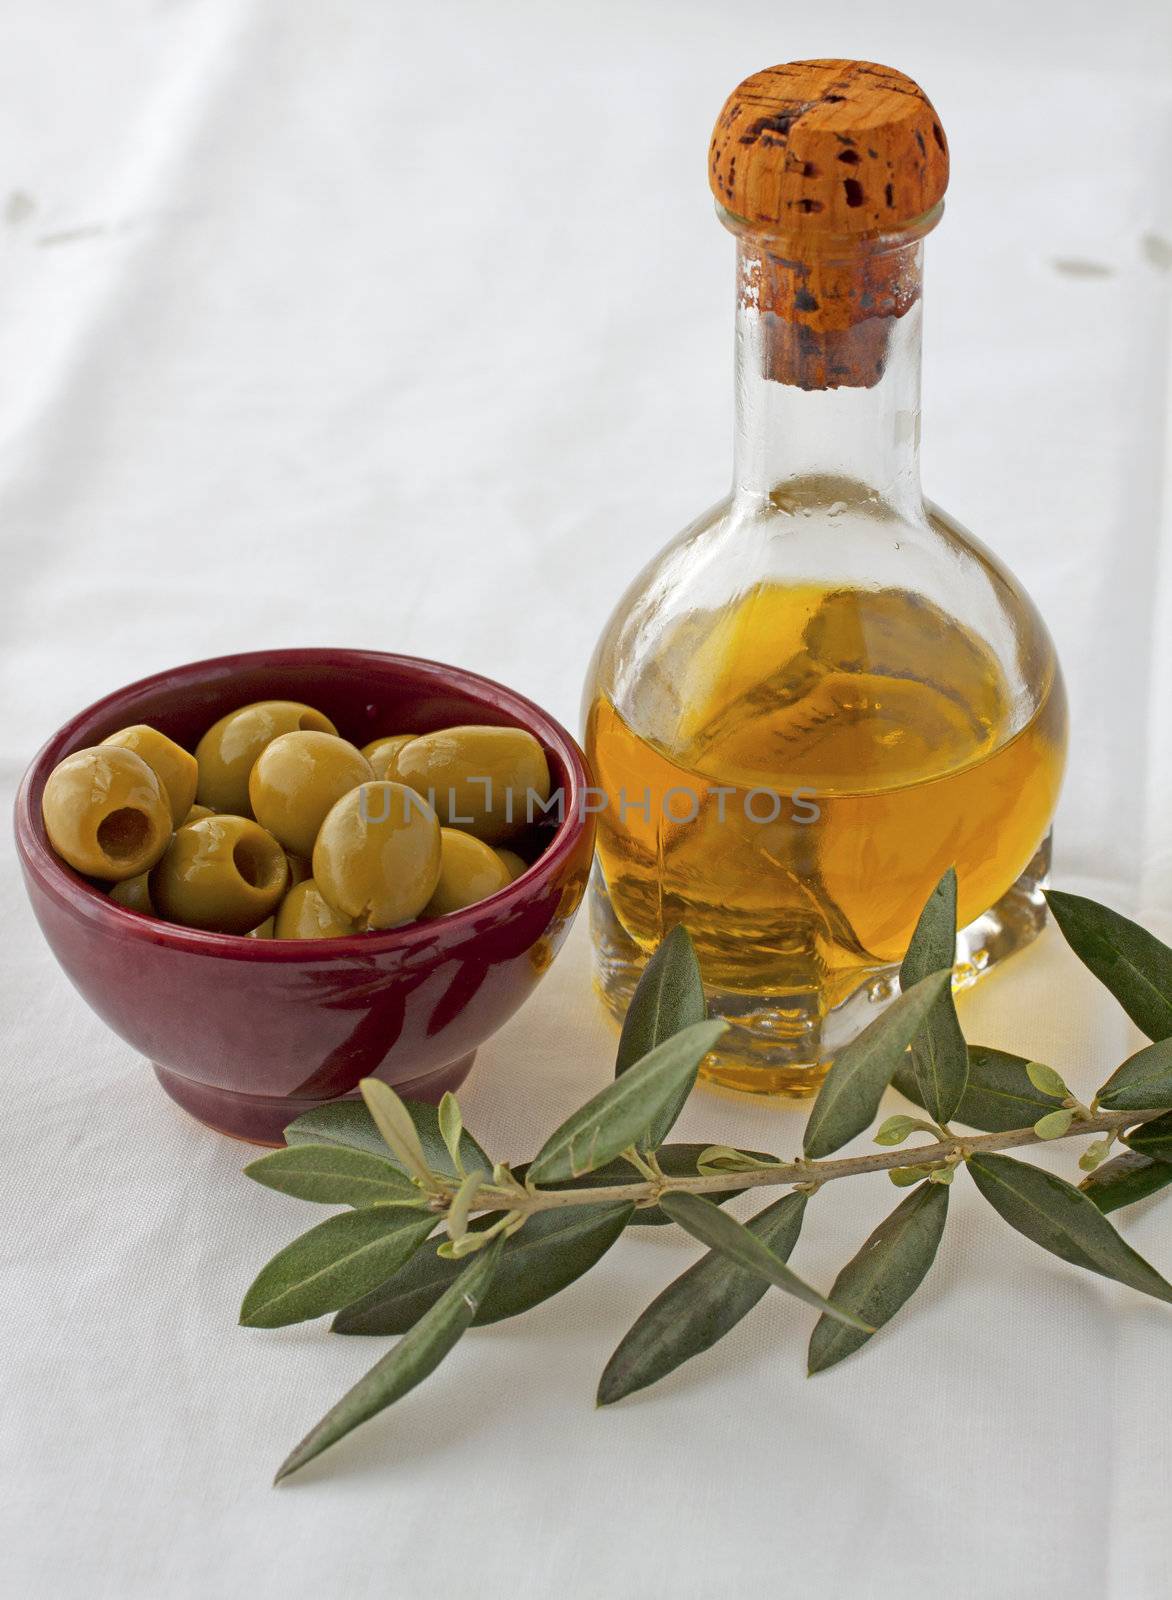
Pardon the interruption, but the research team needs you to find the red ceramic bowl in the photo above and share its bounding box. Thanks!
[15,650,595,1144]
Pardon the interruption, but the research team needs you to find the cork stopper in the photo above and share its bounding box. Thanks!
[709,60,948,236]
[709,61,949,389]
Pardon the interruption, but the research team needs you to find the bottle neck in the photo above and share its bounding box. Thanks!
[731,230,925,517]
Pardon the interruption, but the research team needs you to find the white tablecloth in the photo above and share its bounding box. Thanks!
[4,5,1172,1596]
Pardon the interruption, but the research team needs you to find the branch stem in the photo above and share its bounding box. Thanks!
[459,1107,1166,1216]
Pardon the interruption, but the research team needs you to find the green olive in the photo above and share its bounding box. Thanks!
[151,815,289,934]
[360,734,416,780]
[275,879,358,939]
[108,872,153,914]
[194,701,336,815]
[101,725,198,826]
[42,746,173,881]
[181,804,216,827]
[393,725,551,844]
[425,829,511,917]
[285,851,311,887]
[248,731,374,858]
[312,781,441,929]
[494,848,528,882]
[247,916,275,939]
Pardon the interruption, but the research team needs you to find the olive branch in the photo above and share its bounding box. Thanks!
[237,874,1172,1483]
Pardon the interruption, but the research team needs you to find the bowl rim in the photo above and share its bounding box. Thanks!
[14,647,594,961]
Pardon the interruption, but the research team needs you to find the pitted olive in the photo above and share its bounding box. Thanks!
[312,781,441,929]
[151,815,288,934]
[101,725,198,826]
[275,879,359,939]
[195,701,336,815]
[248,731,373,858]
[393,725,551,844]
[285,852,311,887]
[360,734,416,780]
[494,848,528,882]
[108,872,154,914]
[42,746,172,881]
[425,829,512,917]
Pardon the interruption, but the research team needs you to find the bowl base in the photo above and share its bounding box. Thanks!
[153,1051,478,1146]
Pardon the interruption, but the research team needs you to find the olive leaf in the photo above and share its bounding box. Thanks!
[1096,1038,1172,1111]
[443,1169,485,1246]
[275,1236,504,1483]
[438,1093,466,1175]
[1046,890,1172,1042]
[1080,1150,1172,1214]
[695,1145,782,1174]
[240,1209,437,1329]
[244,1145,424,1209]
[894,1045,1060,1133]
[967,1152,1172,1304]
[615,924,707,1149]
[658,1193,870,1330]
[527,1019,727,1183]
[808,1180,949,1374]
[361,1080,438,1186]
[873,1114,941,1146]
[898,867,968,1124]
[616,924,707,1072]
[284,1096,490,1178]
[803,970,952,1160]
[334,1202,633,1334]
[597,1193,808,1405]
[1026,1061,1068,1100]
[284,1099,401,1159]
[1033,1109,1075,1140]
[384,1096,493,1175]
[1123,1111,1172,1164]
[1078,1137,1112,1173]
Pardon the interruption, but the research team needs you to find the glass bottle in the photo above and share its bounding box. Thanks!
[582,60,1068,1094]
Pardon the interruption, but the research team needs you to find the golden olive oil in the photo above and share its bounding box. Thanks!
[587,583,1067,1092]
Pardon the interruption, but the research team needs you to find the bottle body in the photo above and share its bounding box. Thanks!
[583,231,1067,1092]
